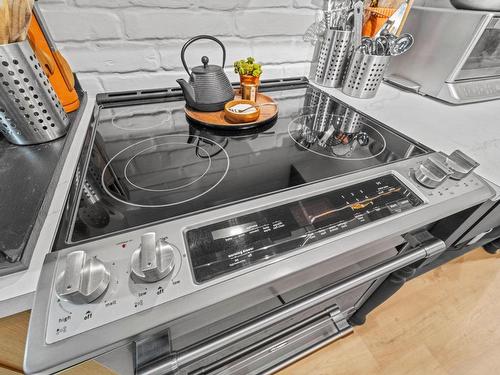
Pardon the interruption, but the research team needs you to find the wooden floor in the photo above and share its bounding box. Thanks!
[1,247,499,375]
[280,248,500,375]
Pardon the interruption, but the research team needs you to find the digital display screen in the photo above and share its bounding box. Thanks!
[186,175,423,283]
[211,222,258,240]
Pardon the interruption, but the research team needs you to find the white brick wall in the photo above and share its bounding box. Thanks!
[38,0,320,93]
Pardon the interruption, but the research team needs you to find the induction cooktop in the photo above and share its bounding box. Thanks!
[54,78,429,248]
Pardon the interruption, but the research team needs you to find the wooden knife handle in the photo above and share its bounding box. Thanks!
[397,0,414,35]
[0,0,10,45]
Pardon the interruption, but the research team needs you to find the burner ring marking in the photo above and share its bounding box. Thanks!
[101,135,229,208]
[123,141,212,192]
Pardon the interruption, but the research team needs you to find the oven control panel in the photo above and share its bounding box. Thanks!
[45,239,184,344]
[186,174,423,283]
[41,158,491,345]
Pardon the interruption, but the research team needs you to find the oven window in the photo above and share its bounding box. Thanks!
[457,28,500,80]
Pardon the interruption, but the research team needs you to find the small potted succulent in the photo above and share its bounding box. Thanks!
[234,57,263,85]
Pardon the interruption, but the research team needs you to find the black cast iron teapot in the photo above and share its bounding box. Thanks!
[176,35,235,112]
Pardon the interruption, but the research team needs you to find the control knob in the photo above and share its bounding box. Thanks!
[434,150,479,181]
[56,251,110,304]
[131,232,175,283]
[414,155,452,189]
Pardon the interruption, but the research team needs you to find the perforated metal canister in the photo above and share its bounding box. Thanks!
[310,29,352,88]
[342,50,390,99]
[0,41,69,145]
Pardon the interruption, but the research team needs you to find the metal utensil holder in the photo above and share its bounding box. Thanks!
[342,50,390,99]
[0,41,69,145]
[310,28,352,88]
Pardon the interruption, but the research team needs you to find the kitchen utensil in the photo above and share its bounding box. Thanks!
[32,4,72,91]
[0,40,69,145]
[230,102,278,113]
[374,1,406,37]
[177,35,234,112]
[29,39,55,75]
[16,0,32,42]
[325,0,350,29]
[224,100,261,123]
[372,36,388,54]
[377,0,399,6]
[450,0,500,11]
[303,11,327,45]
[0,0,10,45]
[185,92,278,130]
[363,6,396,37]
[342,49,390,98]
[8,0,33,42]
[29,3,79,112]
[310,28,352,87]
[389,33,413,55]
[53,49,74,90]
[360,36,373,52]
[396,0,413,35]
[364,31,412,56]
[353,0,364,49]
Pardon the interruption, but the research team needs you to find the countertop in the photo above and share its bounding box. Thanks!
[313,82,500,200]
[0,137,65,271]
[0,95,96,317]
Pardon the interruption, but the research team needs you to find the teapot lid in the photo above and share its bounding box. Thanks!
[192,56,223,74]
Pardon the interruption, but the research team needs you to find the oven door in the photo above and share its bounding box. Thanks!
[91,234,444,375]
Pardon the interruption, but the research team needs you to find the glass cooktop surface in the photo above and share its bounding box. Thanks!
[56,81,428,246]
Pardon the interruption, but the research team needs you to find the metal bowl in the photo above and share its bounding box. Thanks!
[450,0,500,11]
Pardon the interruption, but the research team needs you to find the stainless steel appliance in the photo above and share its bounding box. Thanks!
[24,78,494,374]
[385,6,500,104]
[451,0,500,12]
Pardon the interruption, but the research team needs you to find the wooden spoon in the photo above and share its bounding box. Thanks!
[0,0,10,45]
[8,0,34,42]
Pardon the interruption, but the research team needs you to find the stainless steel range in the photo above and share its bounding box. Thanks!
[24,78,494,374]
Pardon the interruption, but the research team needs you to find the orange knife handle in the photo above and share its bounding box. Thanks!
[53,50,75,92]
[27,15,79,112]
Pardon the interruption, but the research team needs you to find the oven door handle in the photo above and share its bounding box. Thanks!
[137,238,446,375]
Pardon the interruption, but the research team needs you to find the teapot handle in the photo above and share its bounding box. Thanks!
[180,35,227,76]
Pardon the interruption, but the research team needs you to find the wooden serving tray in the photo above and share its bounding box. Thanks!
[185,92,279,130]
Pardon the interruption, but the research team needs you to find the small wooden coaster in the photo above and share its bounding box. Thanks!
[185,92,278,130]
